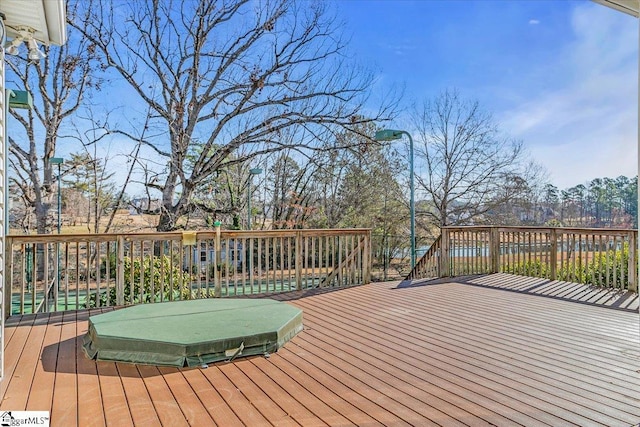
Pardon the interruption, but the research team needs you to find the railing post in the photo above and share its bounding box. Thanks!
[490,227,500,273]
[628,230,637,292]
[439,228,450,277]
[4,237,11,319]
[550,228,557,281]
[53,243,59,310]
[214,226,222,297]
[363,231,371,284]
[295,231,303,290]
[116,235,125,306]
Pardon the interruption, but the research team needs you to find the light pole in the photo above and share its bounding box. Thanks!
[4,89,32,235]
[50,157,63,301]
[4,90,34,303]
[374,129,416,269]
[50,157,64,234]
[247,167,262,230]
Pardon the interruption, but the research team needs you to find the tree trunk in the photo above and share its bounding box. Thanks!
[157,210,178,232]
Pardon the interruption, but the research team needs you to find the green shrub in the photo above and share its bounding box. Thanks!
[87,255,195,307]
[502,259,549,278]
[502,243,631,290]
[582,244,629,289]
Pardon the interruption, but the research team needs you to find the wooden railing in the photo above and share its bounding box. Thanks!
[407,234,441,280]
[4,228,371,316]
[408,226,638,292]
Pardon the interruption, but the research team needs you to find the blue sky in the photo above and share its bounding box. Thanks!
[336,0,638,188]
[44,0,637,195]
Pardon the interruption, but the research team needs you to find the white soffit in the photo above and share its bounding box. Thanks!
[0,0,66,45]
[593,0,640,17]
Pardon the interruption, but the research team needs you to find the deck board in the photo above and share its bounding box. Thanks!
[1,314,38,403]
[280,339,428,426]
[97,362,134,426]
[290,331,490,426]
[232,359,325,426]
[156,367,216,426]
[384,288,638,393]
[1,314,47,410]
[274,347,417,426]
[1,273,639,427]
[215,362,299,426]
[294,289,566,426]
[249,351,370,426]
[198,365,272,426]
[117,363,162,426]
[182,367,245,426]
[467,273,639,311]
[75,310,105,427]
[137,365,191,427]
[26,312,63,412]
[51,311,79,426]
[266,352,381,426]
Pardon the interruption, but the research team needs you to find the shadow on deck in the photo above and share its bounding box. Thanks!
[399,272,639,313]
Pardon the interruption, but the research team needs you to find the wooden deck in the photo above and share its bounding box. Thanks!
[455,272,639,312]
[1,273,639,426]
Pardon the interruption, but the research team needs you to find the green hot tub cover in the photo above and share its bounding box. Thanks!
[82,298,303,367]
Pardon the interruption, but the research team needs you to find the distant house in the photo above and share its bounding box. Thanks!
[186,240,245,273]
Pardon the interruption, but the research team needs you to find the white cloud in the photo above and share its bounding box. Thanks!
[498,3,637,188]
[378,41,416,56]
[529,19,540,25]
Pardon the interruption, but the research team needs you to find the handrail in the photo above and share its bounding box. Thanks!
[6,228,370,240]
[407,226,638,293]
[406,235,441,280]
[5,228,372,317]
[33,277,56,314]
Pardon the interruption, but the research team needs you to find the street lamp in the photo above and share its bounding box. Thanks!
[50,157,64,234]
[247,167,262,230]
[49,156,63,303]
[4,89,33,235]
[374,129,416,269]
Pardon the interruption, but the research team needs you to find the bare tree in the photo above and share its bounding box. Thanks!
[411,89,535,227]
[73,0,395,231]
[268,151,318,229]
[7,3,101,233]
[187,154,250,229]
